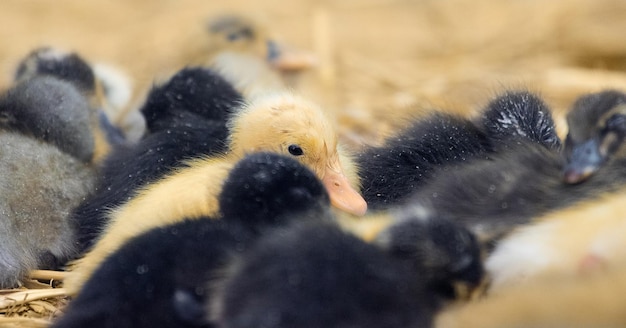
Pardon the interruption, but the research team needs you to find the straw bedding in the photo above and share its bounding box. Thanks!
[2,0,626,325]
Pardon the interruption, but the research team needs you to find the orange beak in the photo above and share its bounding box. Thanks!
[266,40,318,72]
[322,162,368,216]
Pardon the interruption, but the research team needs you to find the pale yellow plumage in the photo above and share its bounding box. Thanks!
[436,264,626,328]
[487,182,626,291]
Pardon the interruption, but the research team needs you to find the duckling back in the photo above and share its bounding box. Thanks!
[213,220,439,328]
[356,112,491,210]
[0,132,95,287]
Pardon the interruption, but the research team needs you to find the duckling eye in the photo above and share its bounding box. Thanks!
[0,112,15,125]
[288,144,304,156]
[606,114,626,133]
[226,27,253,41]
[266,40,281,61]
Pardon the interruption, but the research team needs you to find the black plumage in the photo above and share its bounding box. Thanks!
[374,207,484,300]
[409,144,564,241]
[53,152,331,328]
[218,152,331,231]
[141,67,244,133]
[74,123,229,251]
[356,112,491,211]
[480,90,561,150]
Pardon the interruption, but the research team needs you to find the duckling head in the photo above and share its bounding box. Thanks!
[375,205,484,300]
[481,91,561,150]
[563,90,626,184]
[0,76,95,162]
[227,93,368,216]
[219,152,331,231]
[13,46,127,158]
[207,15,316,72]
[15,47,98,97]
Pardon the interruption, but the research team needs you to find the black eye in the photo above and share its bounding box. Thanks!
[226,27,254,42]
[606,114,626,133]
[266,40,281,61]
[288,144,304,156]
[0,112,15,125]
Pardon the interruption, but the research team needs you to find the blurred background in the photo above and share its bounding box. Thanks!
[3,0,626,146]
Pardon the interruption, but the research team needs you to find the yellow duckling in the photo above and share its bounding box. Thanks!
[435,263,626,328]
[179,14,316,98]
[65,92,366,295]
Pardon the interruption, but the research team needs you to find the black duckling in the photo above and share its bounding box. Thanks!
[0,77,97,287]
[373,206,484,300]
[141,67,244,134]
[484,91,626,290]
[73,68,243,251]
[212,208,483,328]
[52,152,331,328]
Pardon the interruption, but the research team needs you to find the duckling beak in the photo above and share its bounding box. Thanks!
[266,40,318,72]
[563,139,604,184]
[322,163,368,216]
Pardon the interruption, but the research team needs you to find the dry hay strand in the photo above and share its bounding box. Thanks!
[0,271,70,327]
[0,317,52,328]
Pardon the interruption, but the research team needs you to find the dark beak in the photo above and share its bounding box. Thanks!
[562,139,605,184]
